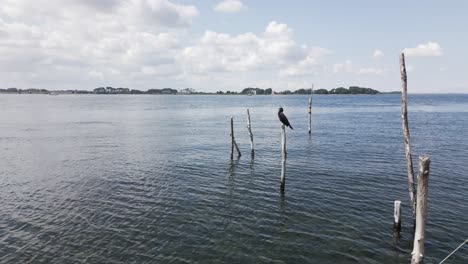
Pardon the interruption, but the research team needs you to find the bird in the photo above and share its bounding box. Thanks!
[278,107,293,130]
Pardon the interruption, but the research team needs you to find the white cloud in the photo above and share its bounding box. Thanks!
[265,21,290,35]
[1,8,334,90]
[0,0,195,84]
[214,0,246,13]
[89,70,104,79]
[333,60,353,74]
[372,49,384,59]
[406,65,415,72]
[181,31,261,73]
[3,0,401,92]
[332,61,388,75]
[281,48,331,76]
[78,0,123,12]
[140,64,180,76]
[357,67,387,75]
[403,42,443,57]
[181,21,328,75]
[127,0,199,28]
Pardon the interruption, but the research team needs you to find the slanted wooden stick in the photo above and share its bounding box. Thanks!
[411,156,430,264]
[246,109,254,156]
[400,52,416,218]
[230,117,241,159]
[233,138,241,158]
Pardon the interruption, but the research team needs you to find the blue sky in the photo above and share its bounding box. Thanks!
[1,0,466,93]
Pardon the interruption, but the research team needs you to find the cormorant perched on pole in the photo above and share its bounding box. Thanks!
[278,107,293,130]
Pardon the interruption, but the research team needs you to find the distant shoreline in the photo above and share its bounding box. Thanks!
[0,92,403,95]
[0,86,401,95]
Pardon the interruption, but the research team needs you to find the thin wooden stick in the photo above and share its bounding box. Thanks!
[400,52,416,218]
[308,84,313,134]
[230,117,234,160]
[439,239,468,264]
[411,156,430,264]
[246,109,254,156]
[230,117,241,158]
[394,200,402,231]
[233,138,241,158]
[280,124,287,189]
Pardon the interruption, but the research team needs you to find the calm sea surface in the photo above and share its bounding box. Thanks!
[0,94,467,263]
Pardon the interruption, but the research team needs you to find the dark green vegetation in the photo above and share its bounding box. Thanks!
[0,88,51,94]
[276,86,382,95]
[0,87,180,95]
[1,86,394,95]
[93,87,178,95]
[239,87,273,95]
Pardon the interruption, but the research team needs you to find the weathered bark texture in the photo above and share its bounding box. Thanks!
[400,52,416,218]
[230,117,241,159]
[280,124,287,189]
[308,95,312,134]
[411,156,430,264]
[394,200,402,231]
[230,117,234,160]
[246,109,254,156]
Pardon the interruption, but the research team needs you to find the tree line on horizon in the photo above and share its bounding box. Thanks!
[277,86,381,95]
[1,86,392,95]
[234,86,382,95]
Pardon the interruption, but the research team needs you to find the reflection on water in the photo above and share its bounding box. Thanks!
[0,94,468,263]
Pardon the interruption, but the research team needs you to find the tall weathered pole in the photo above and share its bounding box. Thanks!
[230,117,241,159]
[308,84,313,134]
[411,156,430,264]
[400,52,416,218]
[280,124,287,191]
[246,109,254,157]
[230,117,234,160]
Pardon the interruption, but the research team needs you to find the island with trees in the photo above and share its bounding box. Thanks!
[0,86,399,95]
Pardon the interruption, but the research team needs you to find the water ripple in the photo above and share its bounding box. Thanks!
[1,94,467,263]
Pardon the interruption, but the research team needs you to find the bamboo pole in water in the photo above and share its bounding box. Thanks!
[230,117,234,160]
[308,85,313,134]
[280,124,287,190]
[230,117,241,158]
[233,138,241,158]
[393,200,402,232]
[246,109,254,157]
[400,53,416,218]
[411,156,430,264]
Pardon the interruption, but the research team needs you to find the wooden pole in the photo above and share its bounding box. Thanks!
[411,156,430,264]
[230,117,234,160]
[246,109,254,157]
[308,84,313,134]
[233,138,241,158]
[280,124,287,190]
[400,52,416,218]
[230,117,241,158]
[393,200,401,231]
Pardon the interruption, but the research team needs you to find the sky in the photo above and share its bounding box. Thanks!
[1,0,467,93]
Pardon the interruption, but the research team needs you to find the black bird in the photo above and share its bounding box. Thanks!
[278,107,293,130]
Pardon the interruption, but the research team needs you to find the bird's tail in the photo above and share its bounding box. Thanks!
[289,125,294,130]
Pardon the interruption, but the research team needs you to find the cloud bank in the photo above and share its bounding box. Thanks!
[403,42,443,57]
[214,0,246,13]
[1,0,446,92]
